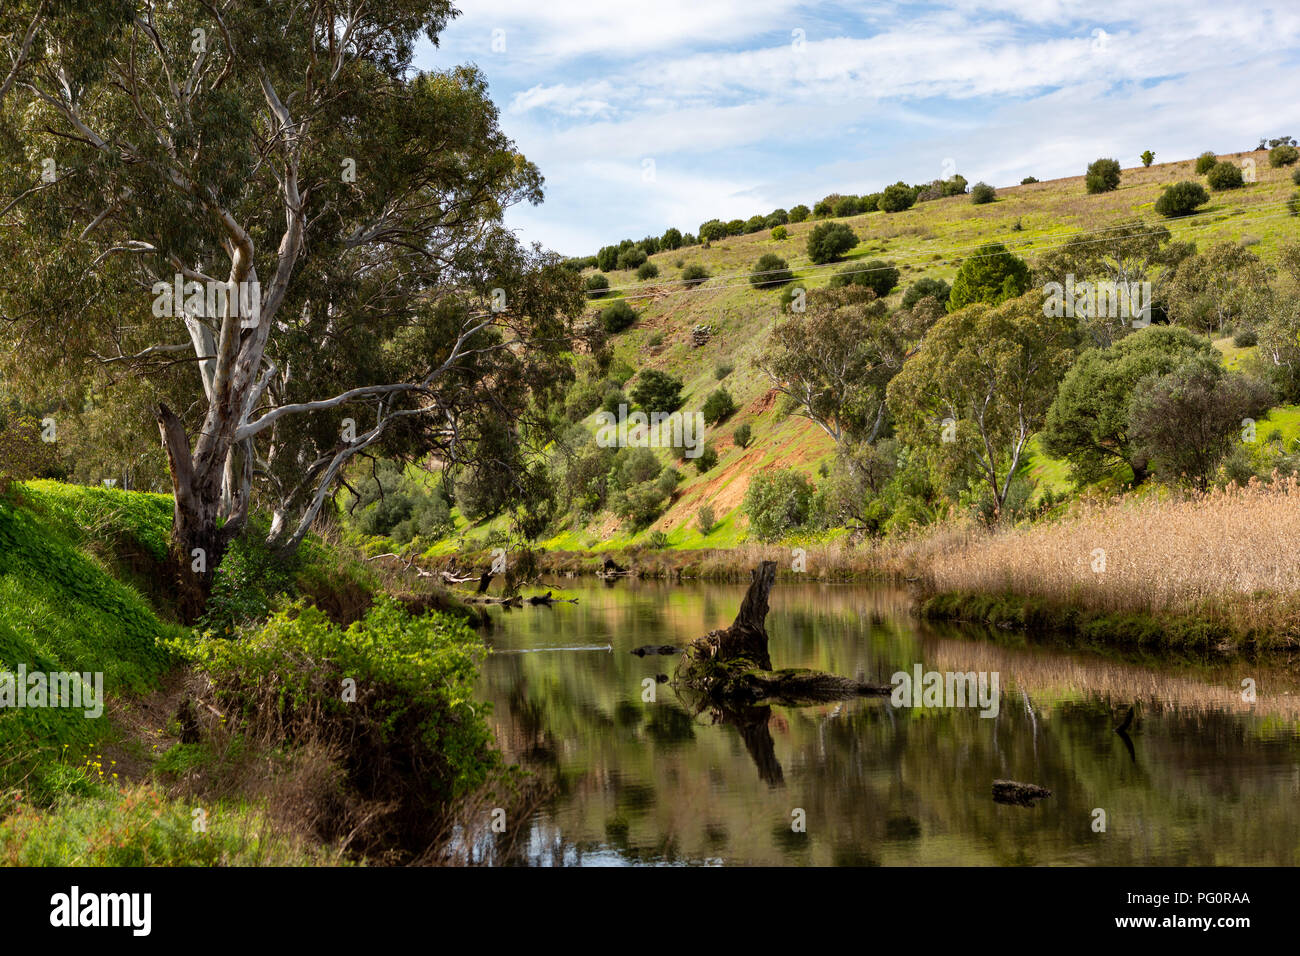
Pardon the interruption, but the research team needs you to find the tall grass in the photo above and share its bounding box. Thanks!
[919,476,1300,642]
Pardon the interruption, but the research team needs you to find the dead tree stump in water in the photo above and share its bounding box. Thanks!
[714,560,777,669]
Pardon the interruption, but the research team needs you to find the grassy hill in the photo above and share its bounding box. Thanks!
[484,151,1298,552]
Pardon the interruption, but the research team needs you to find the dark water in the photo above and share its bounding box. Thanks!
[476,579,1300,866]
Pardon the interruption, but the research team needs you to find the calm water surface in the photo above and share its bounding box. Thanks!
[476,579,1300,866]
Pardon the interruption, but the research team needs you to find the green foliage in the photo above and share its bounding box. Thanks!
[661,227,683,249]
[693,444,719,473]
[702,388,737,425]
[699,219,727,242]
[1194,151,1219,174]
[1206,161,1244,190]
[682,264,710,287]
[714,361,734,380]
[1127,358,1274,490]
[805,222,859,264]
[616,246,648,270]
[1155,181,1209,217]
[630,369,684,413]
[1141,150,1155,167]
[1232,327,1258,347]
[1042,326,1218,485]
[177,598,499,806]
[1085,157,1122,194]
[1293,169,1300,186]
[602,299,639,333]
[597,245,620,271]
[879,181,916,213]
[744,215,767,233]
[733,423,753,448]
[833,196,861,217]
[902,277,951,309]
[0,784,348,866]
[637,261,659,280]
[585,273,611,297]
[601,387,629,416]
[743,470,814,542]
[829,259,899,297]
[1020,176,1038,184]
[970,182,996,204]
[771,225,789,241]
[750,253,794,288]
[197,535,296,635]
[696,505,717,535]
[341,460,452,549]
[1268,144,1299,167]
[947,242,1031,310]
[788,205,811,223]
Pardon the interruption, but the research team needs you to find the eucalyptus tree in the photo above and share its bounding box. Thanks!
[0,2,582,616]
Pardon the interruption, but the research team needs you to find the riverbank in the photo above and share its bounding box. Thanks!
[456,476,1300,652]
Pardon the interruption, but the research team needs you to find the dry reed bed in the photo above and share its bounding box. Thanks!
[921,476,1300,632]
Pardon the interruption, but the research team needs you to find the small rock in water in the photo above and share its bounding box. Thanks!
[992,780,1052,806]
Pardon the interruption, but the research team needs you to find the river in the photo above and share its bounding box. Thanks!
[475,578,1300,866]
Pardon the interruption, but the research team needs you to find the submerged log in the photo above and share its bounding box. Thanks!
[631,644,679,656]
[992,780,1052,805]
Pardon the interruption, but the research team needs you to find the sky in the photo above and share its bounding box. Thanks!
[416,1,1300,258]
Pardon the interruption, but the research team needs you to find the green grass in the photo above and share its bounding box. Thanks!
[0,481,179,798]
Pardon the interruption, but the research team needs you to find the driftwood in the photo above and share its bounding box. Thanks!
[992,780,1052,805]
[675,561,891,705]
[596,557,630,579]
[526,591,578,606]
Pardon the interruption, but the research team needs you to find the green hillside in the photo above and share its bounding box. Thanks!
[456,153,1299,551]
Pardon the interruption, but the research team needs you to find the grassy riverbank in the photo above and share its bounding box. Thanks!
[0,479,526,865]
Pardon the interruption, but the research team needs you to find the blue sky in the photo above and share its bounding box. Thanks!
[417,1,1300,257]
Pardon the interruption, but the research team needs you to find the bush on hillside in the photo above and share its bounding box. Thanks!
[970,182,996,204]
[636,261,659,280]
[750,253,794,288]
[743,470,814,542]
[584,273,610,297]
[1154,181,1210,218]
[1269,144,1299,167]
[806,221,859,264]
[701,387,737,425]
[1085,157,1121,194]
[1195,151,1219,174]
[879,181,915,213]
[601,299,638,333]
[630,369,684,413]
[1206,161,1244,190]
[681,263,709,287]
[829,259,898,297]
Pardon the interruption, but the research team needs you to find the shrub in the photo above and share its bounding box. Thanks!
[681,263,709,287]
[584,273,610,297]
[745,215,767,233]
[947,242,1031,310]
[970,182,996,204]
[1141,150,1155,167]
[714,361,733,379]
[615,247,647,270]
[601,388,627,415]
[768,208,789,225]
[879,181,916,213]
[1020,176,1038,185]
[647,331,664,347]
[1289,194,1300,217]
[596,245,619,271]
[833,196,861,218]
[1269,144,1299,167]
[860,192,881,211]
[696,505,717,536]
[726,219,746,235]
[1154,181,1210,218]
[699,219,727,242]
[693,444,719,473]
[630,369,684,413]
[771,225,789,241]
[1085,157,1122,194]
[1232,328,1258,347]
[829,259,899,298]
[750,253,793,288]
[1195,151,1219,174]
[805,221,859,264]
[1206,161,1244,190]
[733,423,752,448]
[636,261,659,280]
[661,227,683,249]
[701,388,737,425]
[1293,169,1300,186]
[601,299,638,333]
[743,470,814,542]
[788,204,810,223]
[813,199,833,218]
[901,277,951,309]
